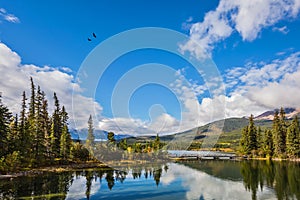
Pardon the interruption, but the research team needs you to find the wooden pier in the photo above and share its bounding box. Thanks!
[168,150,237,160]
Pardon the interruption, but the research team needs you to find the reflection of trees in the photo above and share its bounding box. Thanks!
[105,170,115,190]
[85,170,93,200]
[0,164,168,199]
[0,171,74,199]
[240,160,300,200]
[153,168,163,186]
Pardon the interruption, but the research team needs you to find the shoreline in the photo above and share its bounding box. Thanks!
[0,162,109,179]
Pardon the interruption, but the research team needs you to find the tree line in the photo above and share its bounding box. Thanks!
[0,78,89,173]
[85,114,166,162]
[239,108,300,159]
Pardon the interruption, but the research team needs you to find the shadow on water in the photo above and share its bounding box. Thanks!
[0,161,299,199]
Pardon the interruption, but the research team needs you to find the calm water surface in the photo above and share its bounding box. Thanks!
[0,160,299,200]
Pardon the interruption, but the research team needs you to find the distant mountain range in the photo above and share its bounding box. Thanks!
[70,128,132,141]
[254,107,300,120]
[70,108,300,143]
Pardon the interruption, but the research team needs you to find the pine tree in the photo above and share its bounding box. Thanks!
[248,115,258,152]
[263,129,273,158]
[28,78,36,162]
[257,127,262,149]
[29,77,35,119]
[0,94,12,158]
[19,91,30,158]
[107,132,115,143]
[86,115,95,155]
[286,116,300,158]
[50,122,57,159]
[273,109,286,157]
[41,91,51,160]
[51,92,62,157]
[7,114,20,154]
[240,126,250,154]
[33,86,45,163]
[60,106,71,159]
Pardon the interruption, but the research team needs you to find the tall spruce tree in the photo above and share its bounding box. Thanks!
[273,109,286,157]
[60,106,71,159]
[7,114,19,154]
[263,129,273,157]
[19,91,30,158]
[41,91,51,160]
[51,92,62,157]
[86,115,95,155]
[286,116,300,158]
[0,94,12,158]
[33,86,45,162]
[28,77,36,161]
[248,114,258,152]
[240,126,250,154]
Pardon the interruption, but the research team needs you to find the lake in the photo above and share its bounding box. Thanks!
[0,160,299,200]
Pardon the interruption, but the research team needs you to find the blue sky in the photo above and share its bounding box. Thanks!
[1,0,300,135]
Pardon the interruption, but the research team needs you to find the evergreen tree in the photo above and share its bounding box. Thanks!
[107,132,115,143]
[60,125,69,159]
[33,86,45,163]
[60,106,71,159]
[273,109,286,157]
[263,129,273,157]
[7,114,20,154]
[0,94,12,158]
[153,133,161,150]
[50,122,57,159]
[248,115,258,152]
[86,115,95,155]
[19,91,30,158]
[29,77,35,119]
[28,78,36,162]
[41,91,51,159]
[240,126,250,154]
[257,127,263,149]
[286,116,300,158]
[51,92,62,157]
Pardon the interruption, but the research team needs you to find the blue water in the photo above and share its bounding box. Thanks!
[1,160,299,200]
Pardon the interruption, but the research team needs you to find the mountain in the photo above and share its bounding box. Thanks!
[70,129,132,141]
[254,107,300,120]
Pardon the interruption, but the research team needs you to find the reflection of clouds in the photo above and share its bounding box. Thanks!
[160,171,175,186]
[66,176,100,200]
[161,163,277,200]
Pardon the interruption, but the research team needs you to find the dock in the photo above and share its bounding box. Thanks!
[167,150,237,160]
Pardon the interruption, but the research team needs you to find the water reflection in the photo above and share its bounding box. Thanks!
[0,161,299,199]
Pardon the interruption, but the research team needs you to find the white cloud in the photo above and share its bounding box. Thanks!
[272,26,289,34]
[0,8,20,23]
[67,176,100,199]
[181,0,300,58]
[0,42,102,129]
[224,51,300,114]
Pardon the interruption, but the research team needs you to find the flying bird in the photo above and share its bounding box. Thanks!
[88,38,91,41]
[93,32,96,38]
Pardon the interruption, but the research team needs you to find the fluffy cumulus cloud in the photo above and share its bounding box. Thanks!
[170,51,300,127]
[0,42,102,129]
[225,52,300,110]
[0,8,20,23]
[180,0,300,58]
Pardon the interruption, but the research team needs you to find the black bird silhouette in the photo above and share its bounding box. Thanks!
[88,38,91,41]
[93,32,96,38]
